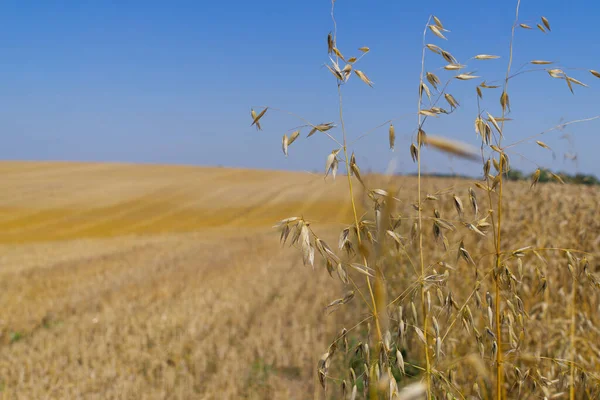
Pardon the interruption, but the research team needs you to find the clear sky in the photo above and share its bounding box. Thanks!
[1,0,598,177]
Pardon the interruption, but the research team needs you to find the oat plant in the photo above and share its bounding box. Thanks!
[250,1,600,398]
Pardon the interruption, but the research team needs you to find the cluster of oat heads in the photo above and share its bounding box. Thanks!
[251,2,600,399]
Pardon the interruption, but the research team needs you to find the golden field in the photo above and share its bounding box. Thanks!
[0,161,598,399]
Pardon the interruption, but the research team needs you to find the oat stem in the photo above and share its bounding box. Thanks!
[330,0,383,357]
[569,270,577,400]
[494,2,521,398]
[417,16,433,399]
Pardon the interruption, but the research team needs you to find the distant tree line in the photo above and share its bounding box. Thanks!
[505,169,600,186]
[404,169,599,186]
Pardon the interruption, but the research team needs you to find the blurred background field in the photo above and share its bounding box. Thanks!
[0,161,598,399]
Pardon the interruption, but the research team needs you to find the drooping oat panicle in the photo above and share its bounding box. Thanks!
[389,124,395,151]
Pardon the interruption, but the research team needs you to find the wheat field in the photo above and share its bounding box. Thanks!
[0,161,598,399]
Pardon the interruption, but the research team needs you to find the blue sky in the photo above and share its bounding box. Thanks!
[0,0,598,177]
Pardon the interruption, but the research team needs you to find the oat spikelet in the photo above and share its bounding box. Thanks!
[520,23,532,29]
[428,24,447,40]
[541,16,551,31]
[325,150,340,179]
[288,130,300,145]
[389,124,395,151]
[410,143,418,162]
[282,134,289,157]
[444,93,459,110]
[358,47,370,53]
[422,135,479,161]
[500,91,510,112]
[531,168,541,189]
[453,195,464,219]
[591,70,600,78]
[537,23,546,33]
[456,73,480,80]
[425,44,442,54]
[251,107,268,129]
[426,72,440,90]
[433,15,444,29]
[474,54,500,60]
[536,140,551,150]
[531,60,553,65]
[327,32,334,54]
[354,70,373,87]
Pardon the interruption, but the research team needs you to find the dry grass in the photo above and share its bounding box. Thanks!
[0,161,598,399]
